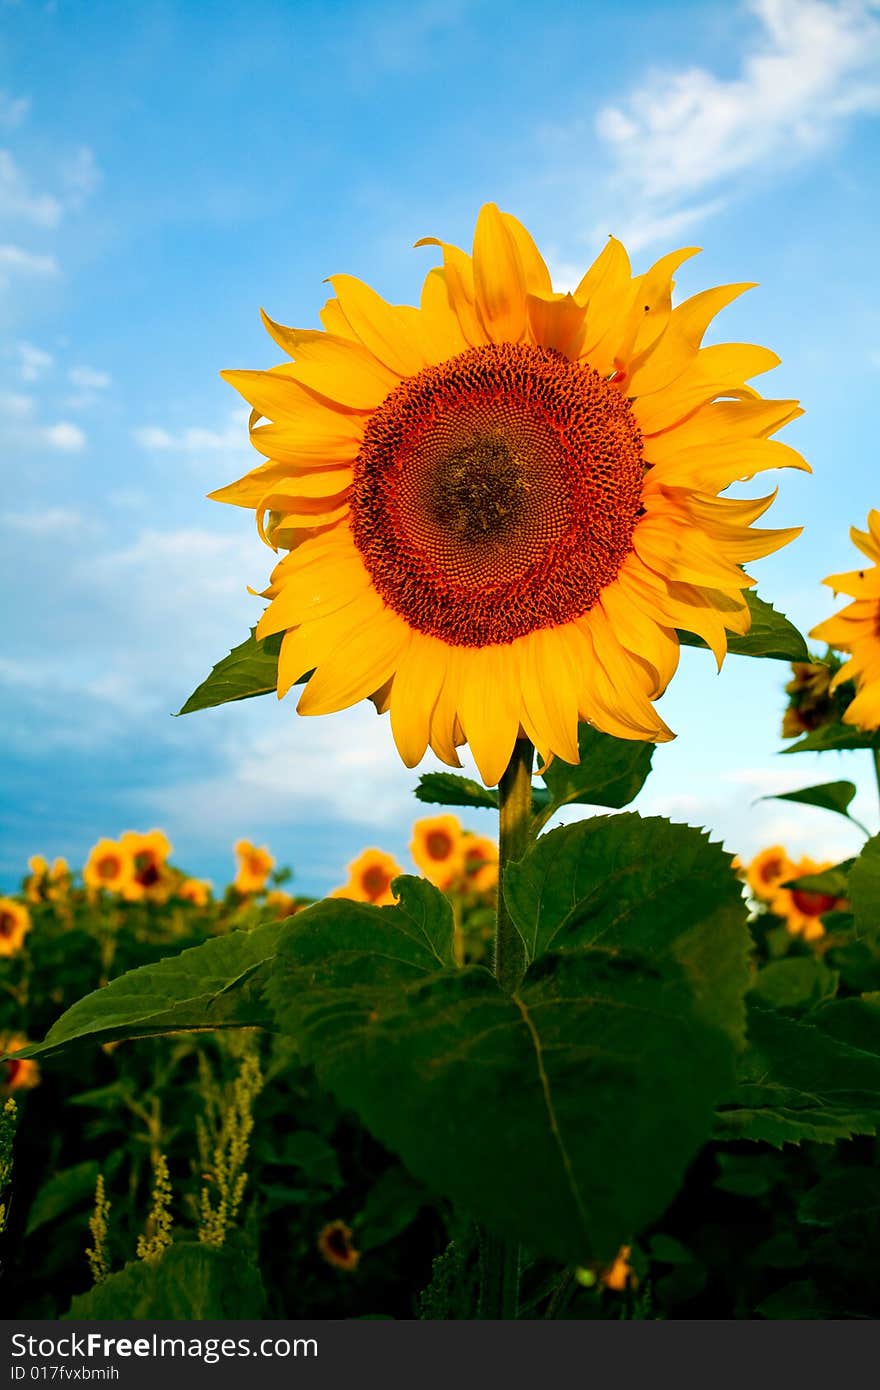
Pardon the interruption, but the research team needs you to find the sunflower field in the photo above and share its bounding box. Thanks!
[4,207,880,1324]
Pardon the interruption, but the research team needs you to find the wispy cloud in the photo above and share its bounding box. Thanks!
[595,0,880,249]
[0,91,29,130]
[68,365,111,390]
[0,243,60,279]
[18,341,53,381]
[0,148,62,226]
[132,409,251,460]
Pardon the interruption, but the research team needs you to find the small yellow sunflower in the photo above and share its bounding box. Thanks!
[264,889,302,918]
[177,877,212,906]
[330,848,403,906]
[461,832,499,893]
[317,1219,360,1273]
[810,511,880,730]
[602,1245,638,1292]
[746,845,795,906]
[24,855,49,903]
[410,814,467,889]
[1,1035,40,1092]
[0,899,31,956]
[83,838,133,895]
[233,839,275,894]
[774,856,844,942]
[213,204,806,785]
[120,830,173,902]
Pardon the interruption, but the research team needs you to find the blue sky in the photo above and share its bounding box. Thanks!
[2,0,880,895]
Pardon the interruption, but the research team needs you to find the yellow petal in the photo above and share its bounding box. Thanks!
[458,645,521,786]
[326,274,427,377]
[297,606,411,716]
[472,202,528,344]
[389,633,449,768]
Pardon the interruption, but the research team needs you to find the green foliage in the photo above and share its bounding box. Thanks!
[266,858,743,1264]
[18,922,284,1059]
[535,727,654,829]
[781,722,880,753]
[850,835,880,944]
[414,773,498,811]
[761,780,865,828]
[716,998,880,1145]
[66,1240,267,1318]
[25,1161,102,1238]
[678,592,808,662]
[503,814,750,1047]
[177,629,283,715]
[747,958,839,1014]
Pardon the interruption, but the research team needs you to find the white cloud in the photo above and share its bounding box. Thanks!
[18,340,53,381]
[132,410,250,458]
[0,148,62,226]
[42,421,86,451]
[60,145,102,204]
[0,91,29,129]
[0,243,59,278]
[68,365,111,390]
[595,0,880,247]
[0,390,35,419]
[0,506,85,534]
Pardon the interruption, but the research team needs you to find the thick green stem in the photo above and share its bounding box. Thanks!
[494,737,534,993]
[873,748,880,823]
[479,736,534,1319]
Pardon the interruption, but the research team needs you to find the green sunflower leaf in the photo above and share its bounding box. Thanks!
[65,1241,266,1320]
[759,780,865,828]
[677,591,808,662]
[714,998,880,1146]
[848,835,880,944]
[266,841,742,1265]
[781,722,880,753]
[747,957,839,1014]
[11,921,284,1060]
[414,772,499,811]
[176,628,284,715]
[535,726,654,829]
[503,813,750,1045]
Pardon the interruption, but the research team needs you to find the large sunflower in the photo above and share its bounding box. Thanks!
[214,205,806,785]
[810,510,880,730]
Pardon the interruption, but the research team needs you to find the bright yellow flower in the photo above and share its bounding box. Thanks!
[746,845,796,906]
[233,839,274,894]
[461,832,499,893]
[1,1035,40,1093]
[213,205,806,785]
[811,510,880,730]
[177,877,212,906]
[25,855,49,903]
[410,814,467,889]
[773,856,844,942]
[0,899,30,956]
[317,1220,360,1272]
[119,830,173,902]
[83,838,132,894]
[330,849,403,907]
[265,889,302,918]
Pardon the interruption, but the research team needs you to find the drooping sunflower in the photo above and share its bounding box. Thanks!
[810,510,880,731]
[83,838,133,895]
[330,848,403,907]
[120,830,173,903]
[233,839,275,894]
[0,899,31,957]
[317,1219,360,1273]
[746,845,796,906]
[410,814,467,889]
[214,205,806,785]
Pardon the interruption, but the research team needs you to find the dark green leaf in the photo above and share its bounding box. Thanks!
[715,998,880,1146]
[678,591,807,662]
[537,726,654,827]
[799,1168,880,1226]
[503,814,750,1046]
[850,835,880,944]
[25,1161,102,1238]
[64,1241,266,1319]
[748,958,839,1013]
[761,780,860,823]
[414,772,498,811]
[267,887,737,1264]
[176,628,284,715]
[355,1166,431,1252]
[757,1280,832,1319]
[780,862,852,898]
[16,921,284,1060]
[781,722,880,753]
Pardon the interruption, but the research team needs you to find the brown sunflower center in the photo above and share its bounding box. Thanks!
[791,889,838,917]
[350,342,644,646]
[97,855,119,880]
[361,865,391,899]
[0,912,15,938]
[425,831,454,861]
